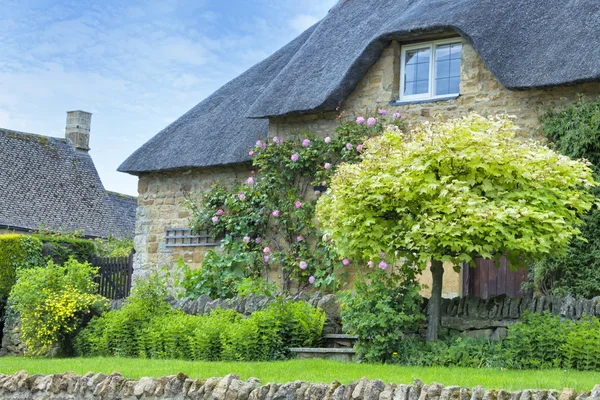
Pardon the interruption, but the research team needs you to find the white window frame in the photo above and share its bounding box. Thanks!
[399,38,463,102]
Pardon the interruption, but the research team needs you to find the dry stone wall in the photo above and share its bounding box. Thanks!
[1,371,599,400]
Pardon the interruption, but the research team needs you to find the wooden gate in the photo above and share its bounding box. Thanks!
[91,250,134,300]
[462,257,528,299]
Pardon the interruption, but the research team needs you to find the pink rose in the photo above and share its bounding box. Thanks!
[238,192,246,200]
[263,255,270,263]
[291,153,299,162]
[255,237,262,244]
[309,276,315,285]
[273,136,279,143]
[378,109,387,116]
[356,117,366,125]
[379,262,388,271]
[393,112,402,119]
[342,258,350,266]
[243,236,251,243]
[256,140,263,147]
[217,209,224,216]
[263,247,271,254]
[324,163,332,170]
[367,260,374,268]
[247,177,255,186]
[321,181,327,186]
[272,210,280,217]
[302,139,311,147]
[324,137,331,144]
[367,117,377,127]
[297,235,304,242]
[295,201,302,208]
[299,261,308,270]
[212,216,219,224]
[356,144,363,152]
[346,143,353,150]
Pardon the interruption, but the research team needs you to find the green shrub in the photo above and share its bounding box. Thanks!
[75,274,171,357]
[533,96,600,297]
[76,287,324,361]
[0,234,43,298]
[562,317,600,371]
[339,267,425,363]
[177,254,244,299]
[35,234,96,264]
[92,237,134,258]
[392,337,505,368]
[9,258,107,356]
[503,312,572,369]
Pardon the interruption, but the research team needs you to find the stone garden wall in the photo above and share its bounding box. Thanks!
[1,371,599,400]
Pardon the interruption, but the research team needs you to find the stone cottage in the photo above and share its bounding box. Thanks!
[0,111,136,239]
[119,0,600,297]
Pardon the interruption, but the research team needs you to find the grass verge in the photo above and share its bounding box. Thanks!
[0,357,598,391]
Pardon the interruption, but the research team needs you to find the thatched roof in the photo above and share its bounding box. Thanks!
[120,0,600,174]
[0,128,136,238]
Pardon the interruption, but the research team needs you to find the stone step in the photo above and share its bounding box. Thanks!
[323,334,358,340]
[289,347,356,362]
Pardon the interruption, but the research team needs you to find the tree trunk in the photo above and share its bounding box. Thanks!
[426,259,444,343]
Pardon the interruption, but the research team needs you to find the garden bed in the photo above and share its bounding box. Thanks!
[1,358,599,391]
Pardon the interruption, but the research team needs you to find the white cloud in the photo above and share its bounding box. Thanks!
[289,14,320,33]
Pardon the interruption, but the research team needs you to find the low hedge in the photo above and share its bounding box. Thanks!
[75,277,325,361]
[0,235,43,298]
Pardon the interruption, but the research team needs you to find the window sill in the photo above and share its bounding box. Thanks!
[390,95,459,106]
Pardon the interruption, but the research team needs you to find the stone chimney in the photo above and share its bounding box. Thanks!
[65,110,92,151]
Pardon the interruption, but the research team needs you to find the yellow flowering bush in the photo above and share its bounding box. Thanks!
[8,258,107,356]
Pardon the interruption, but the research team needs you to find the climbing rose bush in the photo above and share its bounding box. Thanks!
[186,112,403,292]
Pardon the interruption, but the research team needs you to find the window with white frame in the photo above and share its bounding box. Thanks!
[399,39,462,102]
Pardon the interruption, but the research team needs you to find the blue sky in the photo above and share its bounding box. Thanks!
[0,0,337,196]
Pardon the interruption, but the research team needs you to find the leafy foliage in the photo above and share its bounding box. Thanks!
[186,114,402,292]
[339,266,425,363]
[76,281,325,362]
[176,255,242,299]
[9,258,107,356]
[503,312,571,369]
[35,234,96,264]
[392,337,505,368]
[75,274,171,357]
[531,97,600,297]
[317,114,597,270]
[92,237,134,258]
[0,234,43,298]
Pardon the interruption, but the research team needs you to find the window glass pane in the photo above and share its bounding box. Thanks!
[405,64,416,82]
[436,60,450,79]
[450,43,462,59]
[436,44,451,61]
[448,76,460,94]
[436,78,450,96]
[450,59,461,77]
[435,42,462,96]
[404,47,430,96]
[417,62,430,80]
[416,80,429,94]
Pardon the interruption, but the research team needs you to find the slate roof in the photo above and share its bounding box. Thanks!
[119,0,600,174]
[0,128,136,238]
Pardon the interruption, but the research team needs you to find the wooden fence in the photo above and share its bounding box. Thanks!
[91,250,134,300]
[462,257,528,299]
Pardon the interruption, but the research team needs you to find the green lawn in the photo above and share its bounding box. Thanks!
[0,357,598,391]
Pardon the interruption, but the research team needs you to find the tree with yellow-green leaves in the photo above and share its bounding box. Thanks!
[316,114,597,343]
